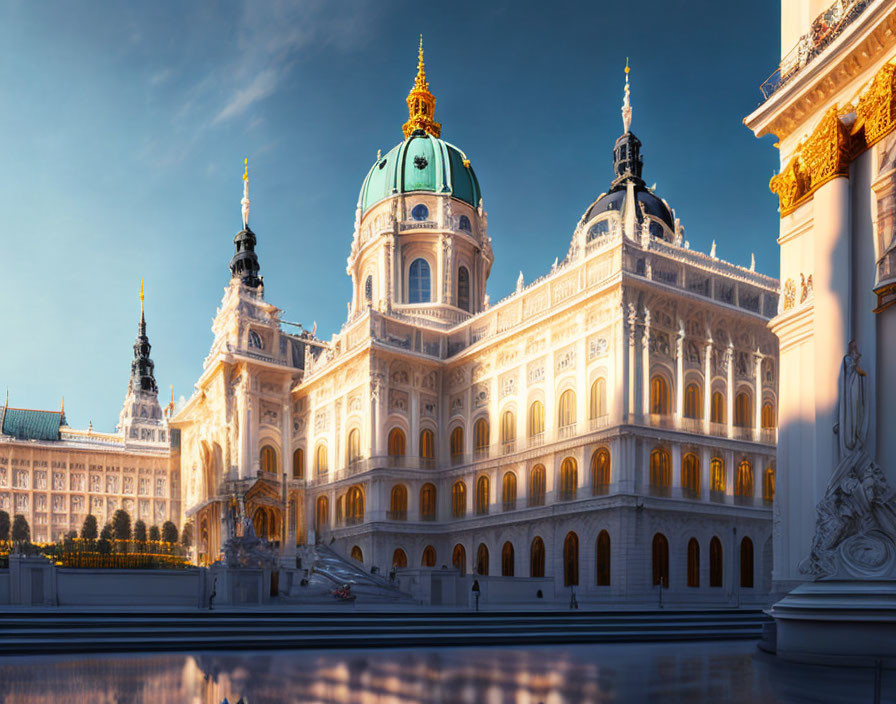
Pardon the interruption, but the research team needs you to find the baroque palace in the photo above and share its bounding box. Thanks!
[172,46,781,603]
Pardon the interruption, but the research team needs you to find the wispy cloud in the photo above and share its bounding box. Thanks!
[212,67,281,125]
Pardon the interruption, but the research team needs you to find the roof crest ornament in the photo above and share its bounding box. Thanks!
[402,35,441,139]
[622,57,632,133]
[241,157,250,228]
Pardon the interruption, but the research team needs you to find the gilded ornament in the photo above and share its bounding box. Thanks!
[402,35,441,139]
[855,62,896,148]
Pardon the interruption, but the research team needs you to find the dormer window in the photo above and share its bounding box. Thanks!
[588,220,610,241]
[411,204,429,221]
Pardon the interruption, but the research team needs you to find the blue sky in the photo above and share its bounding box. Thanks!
[0,0,780,431]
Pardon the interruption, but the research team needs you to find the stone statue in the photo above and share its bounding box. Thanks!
[800,341,896,579]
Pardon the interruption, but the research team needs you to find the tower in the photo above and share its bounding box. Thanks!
[230,159,262,290]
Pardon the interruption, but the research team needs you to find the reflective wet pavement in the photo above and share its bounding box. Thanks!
[0,640,892,703]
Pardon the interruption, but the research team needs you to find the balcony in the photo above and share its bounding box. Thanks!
[386,510,407,521]
[592,483,609,497]
[558,489,577,502]
[528,432,545,448]
[473,447,489,460]
[710,490,726,504]
[649,485,671,498]
[502,441,516,455]
[679,417,704,434]
[475,505,489,517]
[558,424,576,440]
[733,426,756,442]
[589,416,609,432]
[419,512,437,522]
[760,428,778,445]
[709,422,728,438]
[502,500,516,513]
[527,495,545,508]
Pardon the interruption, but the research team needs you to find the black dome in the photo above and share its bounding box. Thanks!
[584,186,674,229]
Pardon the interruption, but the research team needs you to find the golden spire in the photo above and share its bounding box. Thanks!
[241,158,250,228]
[61,395,65,414]
[402,35,441,139]
[140,278,144,316]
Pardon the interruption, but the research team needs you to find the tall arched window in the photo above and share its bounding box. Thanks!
[346,485,364,524]
[314,495,329,532]
[420,483,437,520]
[502,471,517,511]
[650,376,670,415]
[682,452,700,499]
[589,378,607,419]
[734,391,753,427]
[419,429,435,460]
[529,465,546,507]
[735,459,754,503]
[260,445,278,474]
[684,382,703,419]
[452,544,466,576]
[408,258,431,303]
[388,428,406,457]
[592,448,611,495]
[763,466,776,504]
[459,215,471,232]
[474,418,490,454]
[710,457,726,499]
[364,275,373,304]
[560,458,577,501]
[558,389,577,428]
[351,545,363,562]
[652,533,669,588]
[563,532,579,586]
[530,536,546,577]
[392,548,408,568]
[501,410,516,447]
[528,400,545,438]
[650,448,672,496]
[452,481,467,518]
[710,536,723,587]
[711,391,726,424]
[389,484,407,520]
[457,266,470,312]
[596,530,611,586]
[687,538,700,587]
[740,537,754,588]
[501,541,514,577]
[475,475,490,515]
[761,402,776,428]
[450,426,464,463]
[315,445,328,477]
[476,543,489,575]
[346,428,361,465]
[421,545,436,567]
[292,448,304,479]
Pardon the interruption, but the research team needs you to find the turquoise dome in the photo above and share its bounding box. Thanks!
[359,131,481,215]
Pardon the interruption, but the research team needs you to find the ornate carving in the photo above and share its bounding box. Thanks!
[856,63,896,148]
[782,278,796,311]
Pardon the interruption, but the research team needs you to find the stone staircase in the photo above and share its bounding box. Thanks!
[294,545,411,603]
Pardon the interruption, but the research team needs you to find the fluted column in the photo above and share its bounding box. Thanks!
[703,340,713,434]
[753,350,763,436]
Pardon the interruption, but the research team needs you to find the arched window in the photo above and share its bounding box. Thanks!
[420,483,437,521]
[564,532,579,586]
[501,541,514,576]
[421,545,436,567]
[315,495,329,532]
[596,530,611,586]
[346,485,365,524]
[452,481,466,518]
[652,533,669,588]
[735,391,753,428]
[687,538,700,587]
[475,475,490,515]
[740,537,754,588]
[315,445,328,477]
[650,376,670,415]
[558,389,576,428]
[735,460,754,503]
[459,215,471,232]
[346,428,361,465]
[528,400,545,438]
[650,448,672,496]
[476,543,489,575]
[474,417,490,454]
[450,426,464,463]
[710,536,723,587]
[682,452,700,499]
[589,378,607,419]
[364,275,373,304]
[389,484,407,520]
[502,471,517,511]
[419,429,435,460]
[388,428,406,457]
[591,448,611,495]
[452,544,466,576]
[501,410,516,448]
[457,266,470,312]
[529,465,546,507]
[350,545,363,562]
[392,548,408,568]
[763,466,776,505]
[292,448,304,479]
[711,391,726,424]
[761,402,776,428]
[530,536,546,578]
[710,457,726,499]
[408,258,431,304]
[260,445,278,474]
[560,457,577,501]
[684,382,703,419]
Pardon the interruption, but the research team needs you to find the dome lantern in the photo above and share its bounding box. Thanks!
[402,36,441,139]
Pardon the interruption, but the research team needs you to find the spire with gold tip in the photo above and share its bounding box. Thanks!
[402,35,441,139]
[621,57,632,133]
[241,157,250,228]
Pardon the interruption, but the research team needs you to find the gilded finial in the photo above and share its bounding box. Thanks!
[621,57,632,133]
[61,394,64,414]
[241,158,250,228]
[402,35,441,139]
[140,278,144,315]
[710,240,717,259]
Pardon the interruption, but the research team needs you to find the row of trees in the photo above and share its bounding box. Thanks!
[0,509,193,547]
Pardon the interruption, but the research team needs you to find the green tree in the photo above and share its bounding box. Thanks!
[112,509,132,540]
[0,510,10,541]
[161,521,178,543]
[133,519,147,542]
[180,521,194,548]
[97,538,111,555]
[80,514,98,540]
[149,525,161,542]
[11,514,30,543]
[100,522,113,541]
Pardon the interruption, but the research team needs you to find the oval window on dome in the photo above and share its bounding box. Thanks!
[411,204,429,221]
[588,220,610,242]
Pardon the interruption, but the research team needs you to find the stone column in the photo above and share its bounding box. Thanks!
[625,304,636,422]
[700,445,711,502]
[703,340,713,434]
[726,344,734,437]
[238,376,250,480]
[641,311,651,419]
[753,350,763,437]
[675,325,684,421]
[671,442,681,496]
